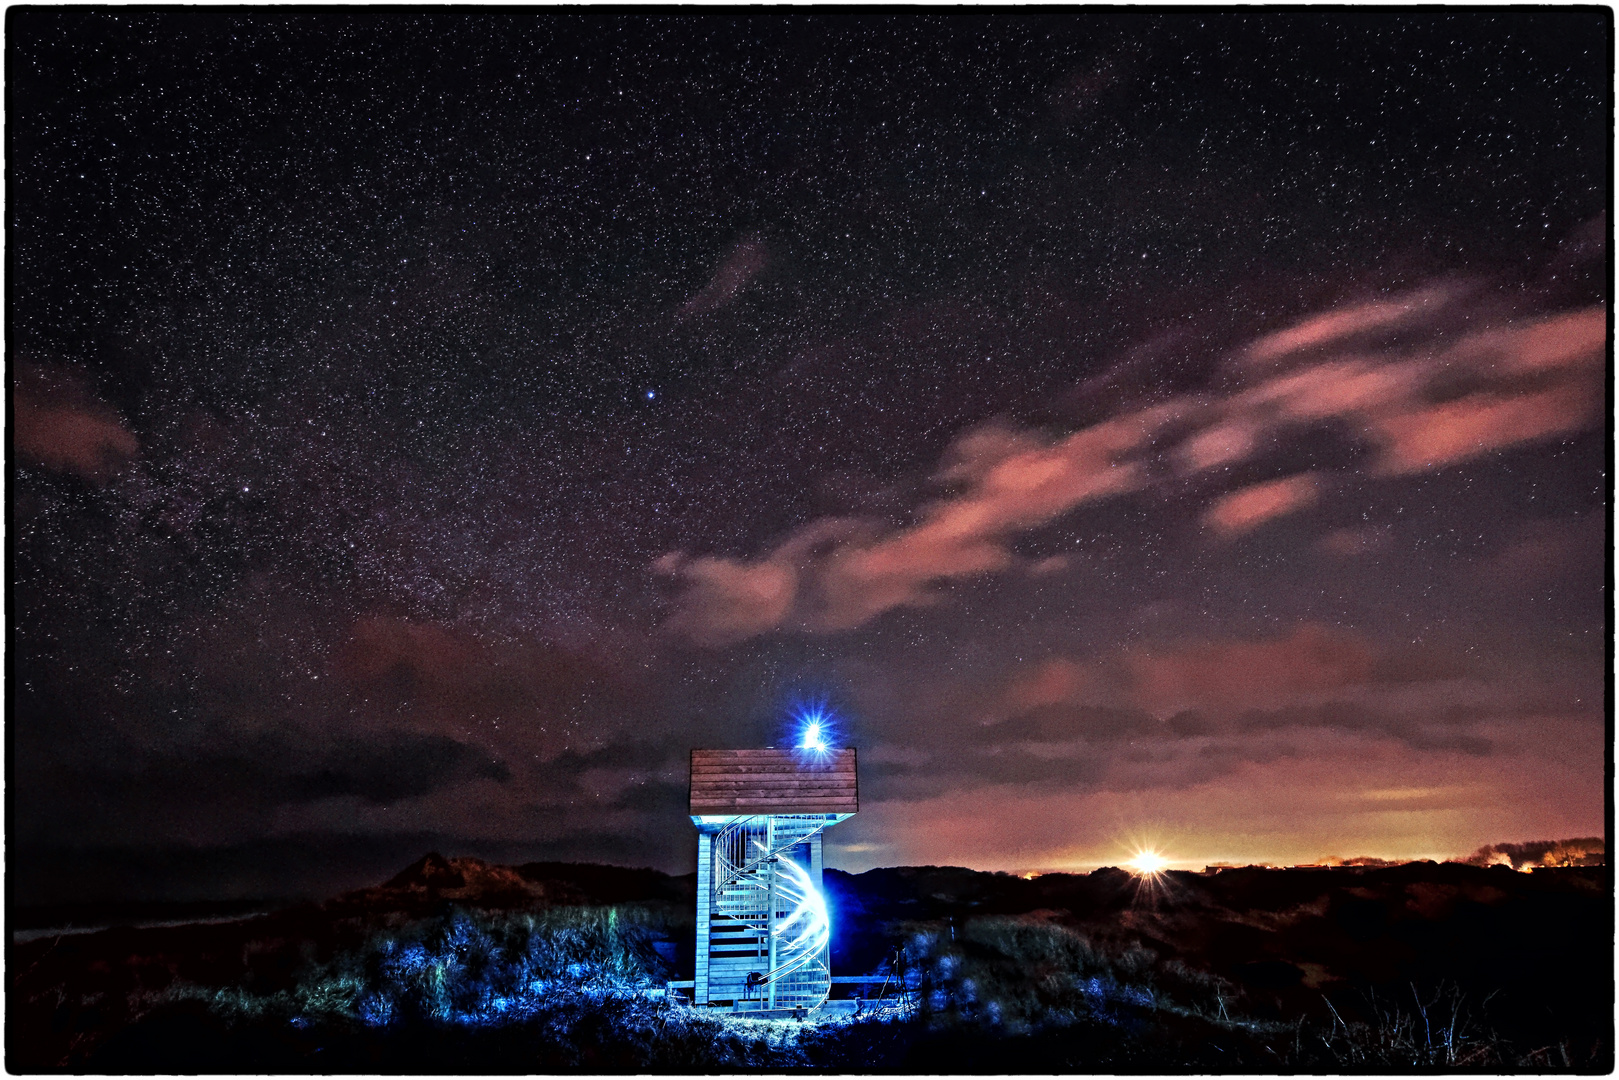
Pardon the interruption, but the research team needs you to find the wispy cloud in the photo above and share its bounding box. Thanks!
[659,287,1606,642]
[657,405,1181,642]
[1242,285,1455,367]
[13,363,139,481]
[677,238,768,318]
[1203,473,1320,536]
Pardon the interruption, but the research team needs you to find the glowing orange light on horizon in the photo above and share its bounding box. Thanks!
[1128,848,1168,876]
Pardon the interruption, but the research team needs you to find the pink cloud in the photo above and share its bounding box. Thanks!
[660,404,1180,641]
[1197,304,1605,478]
[657,553,798,646]
[1361,307,1604,473]
[13,364,139,480]
[1243,286,1453,366]
[818,408,1174,628]
[1203,473,1320,536]
[1474,307,1606,374]
[678,239,768,317]
[658,285,1605,642]
[1123,624,1378,714]
[1318,525,1392,558]
[1006,658,1090,711]
[1258,358,1427,421]
[1373,379,1599,475]
[1180,416,1264,472]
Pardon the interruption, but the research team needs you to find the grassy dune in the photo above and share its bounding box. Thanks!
[8,857,1609,1072]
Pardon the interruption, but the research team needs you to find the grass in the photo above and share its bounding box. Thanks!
[42,902,1610,1072]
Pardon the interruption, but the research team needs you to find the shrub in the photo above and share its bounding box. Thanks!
[897,916,1239,1035]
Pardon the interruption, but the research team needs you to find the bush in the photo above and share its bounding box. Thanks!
[156,904,670,1033]
[898,917,1238,1034]
[100,906,1599,1071]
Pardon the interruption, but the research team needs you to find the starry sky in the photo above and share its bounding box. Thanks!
[10,11,1610,906]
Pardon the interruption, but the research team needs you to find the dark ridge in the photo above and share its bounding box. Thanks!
[9,897,291,934]
[384,851,464,890]
[515,860,697,906]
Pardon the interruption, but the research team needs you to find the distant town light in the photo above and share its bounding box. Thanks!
[1128,848,1168,876]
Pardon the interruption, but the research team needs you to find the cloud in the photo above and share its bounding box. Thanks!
[839,719,1602,874]
[336,615,620,718]
[1202,473,1320,536]
[817,408,1179,627]
[1006,658,1090,711]
[654,518,864,644]
[653,553,799,646]
[1460,836,1605,869]
[1179,415,1266,472]
[328,613,647,787]
[1477,517,1605,588]
[1479,306,1610,374]
[1318,525,1392,558]
[1118,625,1378,715]
[12,363,139,480]
[678,238,768,317]
[659,282,1605,642]
[993,625,1481,722]
[1370,375,1598,475]
[1227,702,1494,756]
[659,405,1180,642]
[1242,285,1456,367]
[293,734,510,803]
[15,731,513,853]
[1230,305,1606,476]
[849,625,1501,808]
[340,616,478,695]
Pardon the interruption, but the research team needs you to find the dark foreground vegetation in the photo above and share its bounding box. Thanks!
[8,855,1610,1072]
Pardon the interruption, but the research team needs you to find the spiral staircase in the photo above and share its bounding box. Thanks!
[709,814,834,1010]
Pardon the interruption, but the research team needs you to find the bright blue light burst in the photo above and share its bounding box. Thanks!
[794,704,833,751]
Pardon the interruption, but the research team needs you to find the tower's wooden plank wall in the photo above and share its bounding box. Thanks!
[689,748,858,815]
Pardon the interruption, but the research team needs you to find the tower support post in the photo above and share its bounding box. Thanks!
[695,831,713,1005]
[765,817,778,1010]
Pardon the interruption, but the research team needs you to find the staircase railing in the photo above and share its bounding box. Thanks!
[711,815,830,901]
[755,935,826,985]
[708,815,836,1008]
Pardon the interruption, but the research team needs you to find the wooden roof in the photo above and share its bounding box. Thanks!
[689,748,857,816]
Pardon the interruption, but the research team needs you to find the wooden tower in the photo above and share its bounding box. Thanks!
[689,747,857,1012]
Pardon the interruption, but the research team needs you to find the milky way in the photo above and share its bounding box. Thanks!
[10,11,1608,904]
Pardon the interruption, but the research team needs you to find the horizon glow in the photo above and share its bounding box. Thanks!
[1127,849,1168,876]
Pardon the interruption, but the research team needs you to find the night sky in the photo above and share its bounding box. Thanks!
[10,10,1609,907]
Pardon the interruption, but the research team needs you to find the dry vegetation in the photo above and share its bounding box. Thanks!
[8,855,1610,1072]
